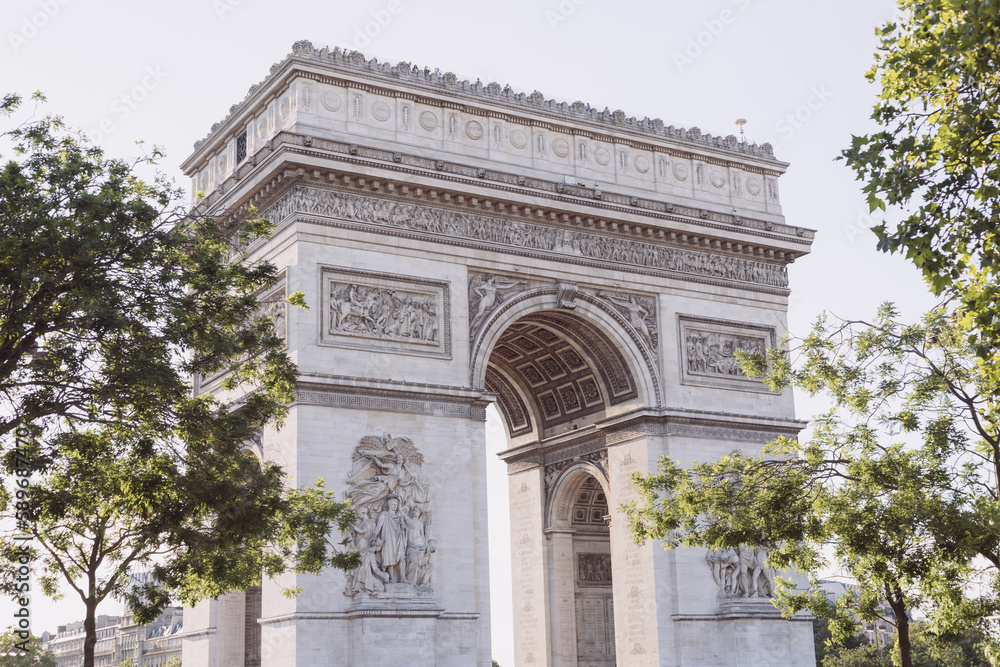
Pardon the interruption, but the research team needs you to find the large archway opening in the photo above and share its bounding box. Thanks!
[479,300,648,666]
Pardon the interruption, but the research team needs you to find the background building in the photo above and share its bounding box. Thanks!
[43,608,183,667]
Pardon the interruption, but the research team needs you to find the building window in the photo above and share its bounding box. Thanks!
[236,131,247,165]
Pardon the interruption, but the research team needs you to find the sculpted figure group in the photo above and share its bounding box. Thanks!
[706,545,774,598]
[266,186,791,289]
[345,435,436,597]
[685,331,764,377]
[330,283,438,343]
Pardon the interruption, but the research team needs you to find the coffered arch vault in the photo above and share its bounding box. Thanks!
[472,287,661,442]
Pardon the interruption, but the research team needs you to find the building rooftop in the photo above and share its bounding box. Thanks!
[193,40,778,162]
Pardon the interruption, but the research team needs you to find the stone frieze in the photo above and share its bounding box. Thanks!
[265,186,789,290]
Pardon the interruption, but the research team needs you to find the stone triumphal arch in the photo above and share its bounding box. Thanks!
[180,41,816,666]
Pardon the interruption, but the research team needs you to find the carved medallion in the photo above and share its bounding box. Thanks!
[594,146,611,166]
[255,116,268,139]
[746,177,762,196]
[321,266,451,358]
[321,90,341,112]
[344,434,436,599]
[552,138,570,158]
[707,546,774,598]
[418,110,438,131]
[634,155,650,173]
[509,129,527,149]
[465,120,484,140]
[278,95,291,119]
[371,100,391,122]
[672,161,689,180]
[710,169,726,188]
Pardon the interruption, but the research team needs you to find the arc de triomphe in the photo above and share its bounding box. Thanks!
[180,41,816,666]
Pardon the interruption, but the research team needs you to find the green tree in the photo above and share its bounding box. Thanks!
[816,621,992,667]
[626,305,1000,667]
[907,621,992,667]
[822,643,888,667]
[0,630,55,667]
[815,616,869,666]
[0,94,358,667]
[842,0,1000,384]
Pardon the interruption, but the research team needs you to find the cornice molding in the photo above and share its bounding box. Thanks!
[598,409,805,446]
[294,379,491,420]
[197,133,812,249]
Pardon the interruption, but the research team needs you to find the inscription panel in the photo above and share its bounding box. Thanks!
[577,595,615,660]
[320,266,451,358]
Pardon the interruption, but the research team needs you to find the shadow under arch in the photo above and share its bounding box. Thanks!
[471,287,661,443]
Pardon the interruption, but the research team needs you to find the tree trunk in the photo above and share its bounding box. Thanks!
[887,594,912,667]
[83,597,98,667]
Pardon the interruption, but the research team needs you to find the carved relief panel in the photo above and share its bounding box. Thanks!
[264,186,791,290]
[706,546,774,598]
[678,315,776,392]
[578,553,612,583]
[258,278,288,343]
[320,266,451,358]
[344,434,436,599]
[468,272,529,338]
[201,272,287,388]
[597,290,658,357]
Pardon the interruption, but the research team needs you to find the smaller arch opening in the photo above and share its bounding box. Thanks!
[548,469,616,665]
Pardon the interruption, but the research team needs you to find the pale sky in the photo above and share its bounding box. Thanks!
[1,0,935,664]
